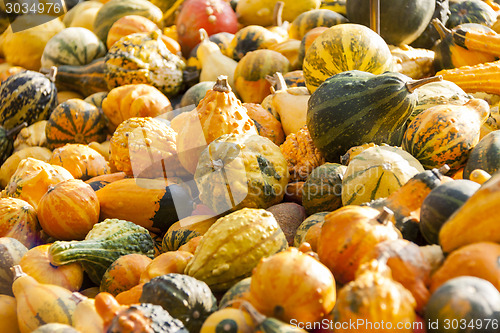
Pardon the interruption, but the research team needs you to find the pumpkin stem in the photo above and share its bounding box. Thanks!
[199,28,209,43]
[431,18,451,40]
[406,75,443,93]
[376,207,394,225]
[213,75,232,93]
[273,1,284,27]
[6,122,27,137]
[10,265,27,281]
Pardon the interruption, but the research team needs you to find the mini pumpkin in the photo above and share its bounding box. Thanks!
[49,144,110,181]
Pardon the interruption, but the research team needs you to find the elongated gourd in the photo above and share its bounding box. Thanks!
[452,25,500,56]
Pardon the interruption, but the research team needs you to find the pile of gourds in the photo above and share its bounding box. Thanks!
[1,0,500,332]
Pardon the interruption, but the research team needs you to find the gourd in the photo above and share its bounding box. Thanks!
[280,126,326,182]
[234,50,291,103]
[293,212,328,250]
[317,206,401,284]
[179,81,216,109]
[195,133,289,214]
[0,237,28,296]
[140,273,218,332]
[341,145,425,206]
[2,158,74,210]
[219,277,252,309]
[185,208,288,292]
[198,29,238,89]
[390,44,436,80]
[301,163,345,215]
[200,308,255,333]
[106,15,159,49]
[0,294,20,333]
[402,98,490,173]
[248,247,336,325]
[446,0,497,29]
[425,276,500,333]
[0,197,41,249]
[420,179,481,245]
[303,24,394,94]
[139,251,194,283]
[439,171,500,252]
[243,103,286,146]
[469,168,492,184]
[96,178,194,234]
[70,292,104,333]
[63,1,103,31]
[41,27,106,68]
[177,76,259,174]
[307,71,441,162]
[411,0,451,49]
[31,323,79,332]
[161,215,217,252]
[463,130,500,178]
[115,283,144,305]
[0,123,27,166]
[45,99,108,149]
[85,172,127,191]
[288,9,347,41]
[268,39,301,71]
[229,25,283,61]
[49,144,109,181]
[13,121,48,152]
[0,70,58,130]
[261,72,310,136]
[19,244,84,292]
[37,179,100,241]
[11,265,78,333]
[100,254,152,296]
[429,242,500,293]
[101,84,173,132]
[109,117,185,178]
[48,218,155,285]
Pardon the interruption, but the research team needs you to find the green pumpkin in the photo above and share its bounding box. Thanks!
[180,81,216,109]
[140,273,217,332]
[463,130,500,179]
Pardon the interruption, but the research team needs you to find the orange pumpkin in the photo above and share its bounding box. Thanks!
[139,250,193,283]
[249,247,336,326]
[243,103,286,146]
[0,198,41,249]
[37,179,100,240]
[100,254,153,296]
[19,244,84,291]
[49,144,110,181]
[317,206,401,285]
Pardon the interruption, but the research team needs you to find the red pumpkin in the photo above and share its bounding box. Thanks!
[176,0,238,56]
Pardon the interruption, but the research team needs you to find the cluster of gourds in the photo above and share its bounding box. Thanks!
[1,0,500,332]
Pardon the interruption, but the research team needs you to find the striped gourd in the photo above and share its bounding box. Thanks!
[446,0,497,29]
[45,99,108,149]
[41,27,106,69]
[0,123,28,165]
[303,24,394,93]
[230,25,283,61]
[319,0,346,15]
[293,211,329,249]
[0,197,41,249]
[0,70,58,130]
[463,130,500,179]
[302,163,346,215]
[288,9,347,40]
[161,215,218,252]
[307,70,441,162]
[342,145,425,206]
[219,277,252,309]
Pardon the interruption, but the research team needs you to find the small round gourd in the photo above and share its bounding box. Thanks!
[463,130,500,179]
[302,163,345,215]
[49,144,109,181]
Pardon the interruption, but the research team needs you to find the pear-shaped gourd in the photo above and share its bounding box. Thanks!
[307,71,442,162]
[197,29,238,89]
[71,292,104,333]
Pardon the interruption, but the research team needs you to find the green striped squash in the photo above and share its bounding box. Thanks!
[230,25,282,61]
[302,163,346,215]
[319,0,346,15]
[219,277,251,309]
[293,211,329,248]
[303,24,394,94]
[0,237,28,296]
[463,130,500,179]
[45,99,108,149]
[162,229,201,252]
[41,27,106,69]
[288,9,347,40]
[93,0,163,43]
[419,179,480,245]
[307,70,439,162]
[342,145,425,206]
[0,71,58,130]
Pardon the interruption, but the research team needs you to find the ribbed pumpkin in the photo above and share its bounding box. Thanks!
[0,70,58,130]
[106,15,159,49]
[195,133,289,214]
[303,24,394,93]
[0,198,41,249]
[0,237,28,296]
[177,77,258,174]
[317,206,401,284]
[19,244,84,292]
[37,179,100,240]
[248,247,336,326]
[100,254,153,296]
[219,277,252,309]
[301,163,345,215]
[49,144,109,181]
[45,99,108,149]
[3,158,74,210]
[402,98,490,173]
[234,50,291,103]
[288,8,347,40]
[342,145,425,206]
[463,130,500,179]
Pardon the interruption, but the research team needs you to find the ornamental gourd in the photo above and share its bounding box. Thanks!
[49,144,109,181]
[0,123,28,166]
[288,8,347,40]
[463,130,500,179]
[0,198,41,249]
[100,254,152,296]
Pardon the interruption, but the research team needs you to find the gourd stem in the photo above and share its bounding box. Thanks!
[431,18,451,40]
[70,292,87,304]
[376,207,394,225]
[48,66,57,82]
[434,164,450,179]
[199,28,208,43]
[213,75,231,93]
[406,75,443,93]
[239,301,266,326]
[6,122,27,137]
[10,265,27,281]
[273,1,284,27]
[273,72,287,92]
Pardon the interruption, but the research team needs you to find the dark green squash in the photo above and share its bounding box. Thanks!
[346,0,435,45]
[411,0,451,49]
[419,179,480,245]
[48,218,155,285]
[463,130,500,179]
[301,163,345,215]
[140,273,217,332]
[306,70,441,162]
[446,0,497,29]
[0,70,58,130]
[424,276,500,333]
[219,277,251,309]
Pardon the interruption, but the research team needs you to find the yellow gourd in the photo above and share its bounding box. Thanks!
[0,295,20,333]
[197,29,238,90]
[71,292,104,333]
